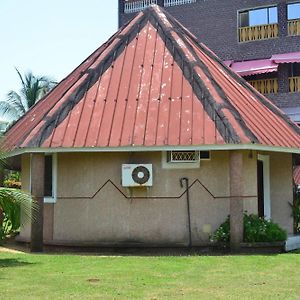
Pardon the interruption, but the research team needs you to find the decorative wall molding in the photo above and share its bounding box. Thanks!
[58,179,257,200]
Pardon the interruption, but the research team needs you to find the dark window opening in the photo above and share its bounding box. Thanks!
[200,151,210,160]
[288,2,300,20]
[289,63,300,77]
[239,6,278,27]
[44,155,53,197]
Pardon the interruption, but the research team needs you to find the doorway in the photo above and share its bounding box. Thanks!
[257,160,264,217]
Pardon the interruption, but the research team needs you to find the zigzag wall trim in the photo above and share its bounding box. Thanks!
[57,179,257,200]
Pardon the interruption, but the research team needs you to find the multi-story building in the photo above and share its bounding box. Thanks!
[119,0,300,122]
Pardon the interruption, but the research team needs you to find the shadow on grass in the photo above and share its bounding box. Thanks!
[0,258,36,268]
[41,246,284,257]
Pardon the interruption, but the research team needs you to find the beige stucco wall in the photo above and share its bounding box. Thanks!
[269,152,293,233]
[20,149,293,245]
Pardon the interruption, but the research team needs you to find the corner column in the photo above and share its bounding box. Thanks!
[229,151,244,251]
[278,64,290,94]
[118,0,125,28]
[30,153,45,252]
[278,2,288,38]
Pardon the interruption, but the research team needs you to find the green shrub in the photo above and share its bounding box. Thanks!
[3,179,21,189]
[290,185,300,233]
[211,214,287,243]
[3,171,21,189]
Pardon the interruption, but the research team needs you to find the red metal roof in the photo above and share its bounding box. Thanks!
[3,5,300,152]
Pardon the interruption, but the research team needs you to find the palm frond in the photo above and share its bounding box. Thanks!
[2,69,57,125]
[0,188,36,227]
[0,100,23,122]
[6,91,27,114]
[15,67,25,88]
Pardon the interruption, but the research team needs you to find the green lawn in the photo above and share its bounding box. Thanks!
[1,251,300,299]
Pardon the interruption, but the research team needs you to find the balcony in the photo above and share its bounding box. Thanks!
[238,24,278,42]
[288,19,300,36]
[164,0,196,7]
[289,77,300,92]
[124,0,157,14]
[248,78,278,94]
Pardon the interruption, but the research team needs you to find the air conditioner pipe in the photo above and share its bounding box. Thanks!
[180,177,192,248]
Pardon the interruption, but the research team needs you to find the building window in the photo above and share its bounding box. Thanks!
[167,151,200,163]
[238,6,278,42]
[200,151,211,160]
[162,151,210,169]
[164,0,196,8]
[289,63,300,93]
[44,155,53,197]
[288,3,300,36]
[239,7,278,27]
[124,0,157,14]
[44,154,57,203]
[30,154,57,203]
[288,2,300,20]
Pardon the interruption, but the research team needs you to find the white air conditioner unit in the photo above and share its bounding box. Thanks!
[122,164,153,187]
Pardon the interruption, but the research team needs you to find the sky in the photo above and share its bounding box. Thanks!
[0,0,118,100]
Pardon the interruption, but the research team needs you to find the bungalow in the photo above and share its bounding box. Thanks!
[3,5,300,251]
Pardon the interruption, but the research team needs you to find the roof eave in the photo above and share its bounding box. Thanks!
[5,144,300,158]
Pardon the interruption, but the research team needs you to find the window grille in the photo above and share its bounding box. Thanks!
[164,0,196,8]
[167,151,200,163]
[124,0,157,13]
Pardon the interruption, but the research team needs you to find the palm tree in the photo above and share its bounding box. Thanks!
[0,68,56,124]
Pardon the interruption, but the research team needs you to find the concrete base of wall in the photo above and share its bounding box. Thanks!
[285,235,300,252]
[15,235,286,254]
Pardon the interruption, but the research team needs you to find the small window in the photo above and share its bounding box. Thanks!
[239,6,278,27]
[44,154,57,203]
[44,155,53,197]
[162,151,210,169]
[288,2,300,20]
[200,151,210,160]
[167,151,200,163]
[166,151,210,162]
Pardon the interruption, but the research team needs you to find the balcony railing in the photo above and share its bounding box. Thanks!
[124,0,157,13]
[288,19,300,36]
[248,78,278,94]
[164,0,196,7]
[238,24,279,42]
[289,77,300,93]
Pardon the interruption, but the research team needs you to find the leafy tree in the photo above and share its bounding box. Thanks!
[0,68,56,124]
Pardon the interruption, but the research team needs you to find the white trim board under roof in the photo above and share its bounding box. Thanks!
[5,144,300,158]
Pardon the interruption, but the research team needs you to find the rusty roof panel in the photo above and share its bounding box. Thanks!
[4,5,300,152]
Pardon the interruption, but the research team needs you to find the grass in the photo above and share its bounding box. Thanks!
[1,251,300,299]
